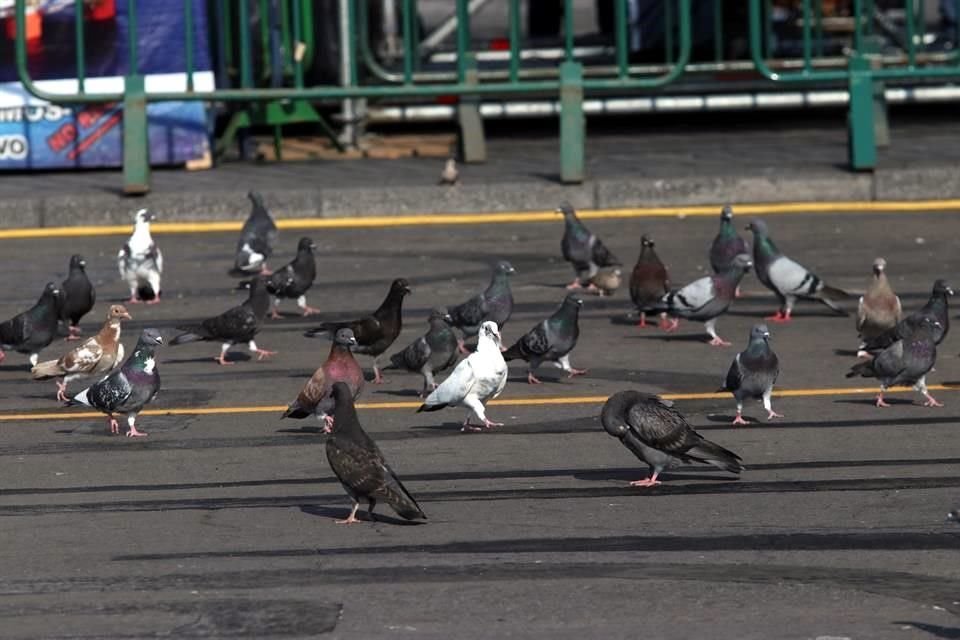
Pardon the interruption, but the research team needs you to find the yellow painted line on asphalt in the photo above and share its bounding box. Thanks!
[0,385,953,422]
[2,200,960,240]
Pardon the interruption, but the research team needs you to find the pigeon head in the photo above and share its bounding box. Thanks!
[247,191,264,207]
[750,324,771,342]
[297,237,316,253]
[745,219,768,235]
[730,253,753,272]
[920,317,943,332]
[563,294,584,308]
[391,278,412,296]
[69,254,87,271]
[334,328,358,347]
[872,257,887,275]
[720,205,734,221]
[479,320,502,346]
[495,261,516,275]
[139,328,164,346]
[108,305,132,321]
[133,209,155,225]
[933,279,954,297]
[42,282,62,301]
[429,307,454,324]
[948,510,958,524]
[555,202,576,218]
[640,235,655,248]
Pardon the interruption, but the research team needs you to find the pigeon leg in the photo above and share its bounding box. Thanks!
[367,499,377,523]
[146,294,161,306]
[917,377,944,407]
[482,417,504,429]
[734,286,742,298]
[0,348,5,363]
[762,389,783,420]
[704,319,731,347]
[875,388,891,408]
[55,380,68,402]
[65,324,82,341]
[558,354,587,378]
[125,414,148,438]
[765,310,789,323]
[527,370,543,385]
[108,415,120,435]
[463,395,500,428]
[565,280,583,290]
[297,295,321,316]
[335,502,362,524]
[636,312,648,328]
[732,402,748,425]
[420,368,436,398]
[322,414,334,432]
[215,343,235,366]
[126,287,142,304]
[260,264,273,276]
[372,357,384,384]
[456,337,470,355]
[29,353,39,367]
[269,297,282,319]
[662,316,680,332]
[629,471,661,487]
[248,340,276,361]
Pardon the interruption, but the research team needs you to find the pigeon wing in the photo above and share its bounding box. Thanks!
[449,293,487,330]
[626,398,699,455]
[591,236,619,268]
[86,369,134,413]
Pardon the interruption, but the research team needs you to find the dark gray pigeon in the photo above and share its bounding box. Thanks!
[557,202,619,291]
[856,258,902,356]
[447,261,515,353]
[502,294,585,384]
[846,316,942,408]
[170,277,274,365]
[862,279,952,354]
[0,282,63,366]
[68,328,163,437]
[746,219,848,322]
[234,191,278,275]
[630,235,670,329]
[601,390,744,487]
[325,382,427,524]
[59,255,95,341]
[709,205,750,297]
[266,237,319,317]
[720,324,781,424]
[384,308,458,397]
[655,253,752,346]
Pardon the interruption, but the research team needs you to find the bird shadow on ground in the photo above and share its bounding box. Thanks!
[834,348,862,357]
[833,397,915,407]
[165,354,253,365]
[0,363,31,373]
[705,414,761,425]
[628,333,710,344]
[891,622,960,639]
[573,468,738,484]
[20,393,58,401]
[508,374,567,384]
[375,389,423,398]
[299,504,424,526]
[275,426,325,435]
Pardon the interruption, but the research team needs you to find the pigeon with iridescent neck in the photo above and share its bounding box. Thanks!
[746,219,848,322]
[68,328,163,437]
[629,235,670,329]
[59,255,95,341]
[447,261,515,353]
[384,308,459,396]
[234,191,278,275]
[502,294,586,384]
[856,258,901,356]
[558,202,619,291]
[282,328,364,431]
[117,209,163,304]
[655,254,752,347]
[720,324,781,425]
[0,282,63,366]
[709,205,750,297]
[266,237,320,317]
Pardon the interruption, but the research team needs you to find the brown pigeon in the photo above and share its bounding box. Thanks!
[282,328,364,430]
[856,258,902,356]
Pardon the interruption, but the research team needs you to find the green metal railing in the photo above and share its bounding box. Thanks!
[13,0,960,193]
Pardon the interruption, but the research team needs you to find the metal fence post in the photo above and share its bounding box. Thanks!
[847,52,877,171]
[458,54,486,163]
[559,60,584,183]
[122,76,150,194]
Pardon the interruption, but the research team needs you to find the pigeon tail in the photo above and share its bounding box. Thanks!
[281,401,311,420]
[386,490,427,521]
[846,359,876,379]
[137,284,157,302]
[501,342,523,361]
[818,284,850,315]
[686,439,744,474]
[170,331,205,346]
[30,359,62,380]
[416,402,447,413]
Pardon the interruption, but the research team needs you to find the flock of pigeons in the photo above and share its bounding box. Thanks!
[0,193,956,525]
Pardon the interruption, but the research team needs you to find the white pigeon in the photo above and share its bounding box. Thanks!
[416,321,507,431]
[118,209,163,305]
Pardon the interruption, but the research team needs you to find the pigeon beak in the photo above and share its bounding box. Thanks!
[763,331,770,339]
[120,311,132,320]
[154,336,164,345]
[948,287,955,296]
[443,313,453,323]
[348,337,358,346]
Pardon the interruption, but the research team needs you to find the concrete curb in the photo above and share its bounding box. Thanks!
[2,167,959,228]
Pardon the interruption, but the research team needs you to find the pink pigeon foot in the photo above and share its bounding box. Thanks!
[215,354,234,366]
[923,393,944,407]
[662,317,680,333]
[767,410,784,420]
[636,313,648,328]
[108,417,120,435]
[734,286,742,298]
[260,266,273,276]
[527,372,543,385]
[65,326,82,341]
[255,348,276,361]
[876,394,890,408]
[565,280,583,290]
[732,414,749,425]
[55,381,68,402]
[0,349,5,363]
[708,336,732,347]
[566,367,587,378]
[482,418,503,429]
[335,514,362,524]
[457,338,470,355]
[301,306,321,316]
[126,424,148,438]
[323,415,335,432]
[629,472,661,487]
[765,311,791,323]
[269,309,282,320]
[126,297,142,305]
[146,297,161,306]
[372,370,385,384]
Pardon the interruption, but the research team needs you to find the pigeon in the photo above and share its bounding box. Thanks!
[439,158,459,186]
[949,509,958,524]
[68,328,163,437]
[557,202,620,291]
[305,278,411,384]
[234,191,278,275]
[0,282,64,366]
[32,304,131,401]
[118,209,163,304]
[719,324,782,425]
[447,261,515,353]
[709,205,750,297]
[59,254,96,340]
[283,328,364,430]
[589,265,622,297]
[746,218,848,322]
[846,316,942,408]
[856,258,902,356]
[600,390,745,487]
[629,234,670,329]
[503,294,586,384]
[170,277,275,365]
[417,321,508,431]
[384,308,459,397]
[862,279,952,354]
[655,253,753,346]
[265,237,320,317]
[325,382,427,524]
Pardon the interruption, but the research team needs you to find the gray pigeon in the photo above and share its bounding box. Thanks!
[557,202,619,290]
[447,261,515,353]
[863,279,952,354]
[234,191,278,275]
[856,258,902,356]
[265,237,319,317]
[720,324,781,425]
[601,390,745,487]
[846,316,942,408]
[746,219,848,322]
[68,328,163,437]
[117,209,163,304]
[502,294,585,384]
[325,382,427,524]
[709,205,750,297]
[630,235,670,329]
[384,308,459,397]
[655,253,752,346]
[0,282,64,366]
[59,255,95,341]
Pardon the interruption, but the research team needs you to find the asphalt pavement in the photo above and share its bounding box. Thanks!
[0,209,958,638]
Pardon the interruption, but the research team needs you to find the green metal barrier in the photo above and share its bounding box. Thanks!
[748,0,960,170]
